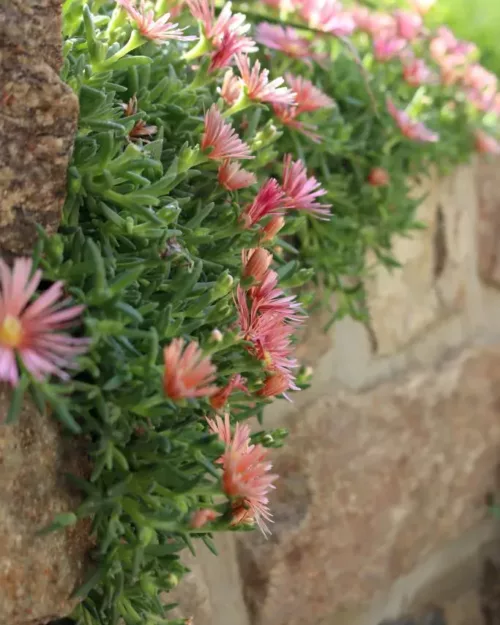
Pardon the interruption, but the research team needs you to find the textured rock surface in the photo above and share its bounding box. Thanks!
[237,346,500,625]
[0,0,78,255]
[0,389,92,625]
[476,157,500,288]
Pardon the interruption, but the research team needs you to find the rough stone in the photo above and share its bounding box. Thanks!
[476,157,500,288]
[365,165,475,356]
[237,346,500,625]
[0,389,92,625]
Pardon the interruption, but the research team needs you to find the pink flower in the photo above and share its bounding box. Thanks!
[201,105,253,161]
[387,98,439,143]
[218,160,256,190]
[403,58,435,87]
[394,10,422,41]
[349,5,373,32]
[272,104,321,143]
[255,23,314,62]
[241,178,286,228]
[285,74,335,114]
[281,154,331,218]
[209,374,247,410]
[365,12,397,38]
[207,413,278,535]
[235,55,296,106]
[463,64,497,95]
[300,0,355,36]
[209,29,257,72]
[220,70,242,106]
[373,36,407,62]
[260,216,286,242]
[258,372,292,398]
[0,258,88,386]
[242,248,273,284]
[163,338,218,400]
[117,0,195,42]
[430,27,477,64]
[474,130,500,155]
[250,270,303,323]
[191,508,219,528]
[367,167,390,187]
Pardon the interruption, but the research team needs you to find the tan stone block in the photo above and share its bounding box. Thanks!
[237,346,500,625]
[476,156,500,288]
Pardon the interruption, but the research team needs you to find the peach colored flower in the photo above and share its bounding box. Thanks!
[281,154,331,218]
[255,23,314,62]
[474,130,500,155]
[201,105,253,160]
[367,167,390,187]
[241,178,286,228]
[235,55,296,106]
[207,413,278,535]
[117,0,195,42]
[190,508,219,528]
[260,216,286,242]
[0,258,88,386]
[258,371,291,398]
[217,160,256,191]
[285,74,334,114]
[242,248,273,284]
[220,70,242,106]
[387,98,439,143]
[163,338,218,400]
[209,374,247,410]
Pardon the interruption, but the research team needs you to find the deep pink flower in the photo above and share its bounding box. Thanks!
[285,74,335,114]
[218,160,256,190]
[201,105,253,160]
[367,167,390,187]
[163,338,218,400]
[387,98,439,143]
[209,374,247,410]
[474,130,500,155]
[220,69,242,106]
[235,55,296,106]
[241,178,286,228]
[393,10,422,41]
[207,413,278,536]
[403,58,435,87]
[242,248,273,284]
[373,36,407,62]
[300,0,355,36]
[255,23,314,62]
[272,104,321,143]
[0,258,88,386]
[117,0,195,42]
[281,154,331,218]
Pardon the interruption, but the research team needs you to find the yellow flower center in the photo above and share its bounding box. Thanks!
[0,315,23,348]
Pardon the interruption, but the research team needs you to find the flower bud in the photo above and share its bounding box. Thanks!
[190,508,218,529]
[211,329,223,342]
[258,372,290,398]
[367,167,390,187]
[242,248,273,284]
[260,216,285,242]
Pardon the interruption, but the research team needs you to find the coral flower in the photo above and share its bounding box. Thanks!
[163,338,218,400]
[220,69,242,106]
[402,58,435,87]
[218,160,256,191]
[0,258,88,386]
[367,167,390,187]
[281,154,331,218]
[190,508,219,528]
[272,104,321,143]
[260,215,286,242]
[209,374,247,410]
[285,74,335,114]
[474,130,500,155]
[242,248,273,284]
[117,0,195,42]
[235,55,296,106]
[387,98,439,143]
[241,178,286,228]
[207,413,278,536]
[201,105,253,160]
[255,23,314,62]
[373,37,407,62]
[393,10,422,42]
[251,269,303,322]
[258,372,292,398]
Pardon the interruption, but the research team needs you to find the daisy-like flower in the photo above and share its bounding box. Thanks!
[242,248,273,284]
[299,0,355,36]
[220,69,242,106]
[474,129,500,155]
[209,374,247,410]
[235,55,296,106]
[387,98,439,143]
[218,160,256,191]
[117,0,195,43]
[285,74,335,114]
[121,95,157,140]
[402,58,435,87]
[241,178,286,228]
[367,167,390,187]
[281,154,331,218]
[209,29,257,72]
[207,413,278,536]
[201,105,253,161]
[255,23,315,62]
[393,10,422,42]
[0,258,88,386]
[163,338,218,400]
[251,269,303,322]
[373,36,407,62]
[272,104,321,143]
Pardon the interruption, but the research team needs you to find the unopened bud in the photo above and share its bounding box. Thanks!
[190,508,218,529]
[242,248,273,284]
[258,372,290,398]
[211,329,223,342]
[260,216,285,242]
[367,167,390,187]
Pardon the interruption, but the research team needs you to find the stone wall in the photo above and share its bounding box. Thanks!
[171,156,500,625]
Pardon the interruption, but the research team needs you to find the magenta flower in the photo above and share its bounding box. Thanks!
[201,105,253,161]
[373,36,407,62]
[235,55,296,106]
[387,98,439,143]
[163,338,218,400]
[0,258,88,386]
[255,23,315,63]
[218,160,256,191]
[281,154,331,218]
[241,178,286,228]
[285,74,335,114]
[117,0,195,42]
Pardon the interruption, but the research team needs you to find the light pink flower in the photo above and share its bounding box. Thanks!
[201,105,253,161]
[260,215,286,242]
[430,27,477,64]
[117,0,195,42]
[255,23,314,62]
[220,70,242,106]
[373,36,407,62]
[463,63,497,95]
[207,413,278,536]
[209,29,257,72]
[367,167,390,187]
[365,11,397,38]
[285,74,335,114]
[218,160,256,190]
[349,5,373,32]
[281,154,331,218]
[209,374,247,410]
[393,10,422,41]
[272,104,321,143]
[403,58,435,87]
[474,130,500,155]
[300,0,355,36]
[241,178,286,228]
[387,98,439,143]
[235,55,296,106]
[163,338,218,400]
[242,248,273,284]
[0,258,88,386]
